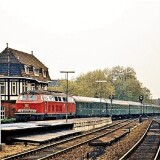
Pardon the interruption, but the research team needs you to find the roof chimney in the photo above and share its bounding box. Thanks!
[6,43,8,48]
[31,51,33,55]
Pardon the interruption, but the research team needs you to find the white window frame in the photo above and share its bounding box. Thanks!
[12,82,16,95]
[22,82,28,92]
[25,65,29,74]
[43,70,46,78]
[31,83,35,90]
[0,82,5,94]
[34,68,39,76]
[1,106,5,120]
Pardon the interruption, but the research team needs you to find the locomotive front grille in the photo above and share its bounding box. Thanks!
[18,109,36,113]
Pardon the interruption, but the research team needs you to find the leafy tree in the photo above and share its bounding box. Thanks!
[104,66,151,102]
[73,69,114,98]
[48,66,152,103]
[51,69,114,98]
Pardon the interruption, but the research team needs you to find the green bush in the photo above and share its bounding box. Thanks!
[1,118,16,124]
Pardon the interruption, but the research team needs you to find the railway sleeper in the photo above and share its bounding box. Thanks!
[89,131,129,146]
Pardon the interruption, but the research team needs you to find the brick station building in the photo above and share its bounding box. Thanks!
[0,46,51,118]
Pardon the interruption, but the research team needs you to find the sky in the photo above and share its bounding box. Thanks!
[0,0,160,98]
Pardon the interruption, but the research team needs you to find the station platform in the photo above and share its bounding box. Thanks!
[1,117,112,144]
[2,121,73,144]
[13,130,81,144]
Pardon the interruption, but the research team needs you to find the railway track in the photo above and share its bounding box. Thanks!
[2,119,136,160]
[54,118,139,160]
[119,120,160,160]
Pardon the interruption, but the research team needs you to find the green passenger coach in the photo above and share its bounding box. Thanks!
[73,96,108,117]
[73,96,160,119]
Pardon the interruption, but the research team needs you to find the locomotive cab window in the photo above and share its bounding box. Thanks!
[28,95,37,101]
[51,96,55,101]
[63,97,67,102]
[55,97,58,101]
[48,95,53,101]
[18,95,27,100]
[42,95,48,101]
[58,97,61,101]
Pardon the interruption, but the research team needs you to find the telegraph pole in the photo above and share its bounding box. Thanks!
[60,71,75,122]
[96,80,106,118]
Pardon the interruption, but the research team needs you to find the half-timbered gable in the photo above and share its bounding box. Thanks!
[0,46,51,118]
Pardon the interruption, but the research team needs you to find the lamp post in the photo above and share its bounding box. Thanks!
[139,95,144,115]
[96,80,106,118]
[109,95,114,118]
[60,71,75,122]
[0,85,2,146]
[0,84,5,151]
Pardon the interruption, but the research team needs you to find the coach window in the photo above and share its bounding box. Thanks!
[79,104,82,109]
[0,82,5,94]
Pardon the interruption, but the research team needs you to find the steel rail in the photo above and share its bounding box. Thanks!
[119,120,160,160]
[37,120,135,160]
[154,143,160,160]
[153,119,160,160]
[2,119,129,160]
[2,119,134,160]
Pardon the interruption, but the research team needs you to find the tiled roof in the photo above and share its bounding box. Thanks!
[0,47,51,82]
[9,48,47,69]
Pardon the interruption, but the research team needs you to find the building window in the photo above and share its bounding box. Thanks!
[34,68,39,76]
[12,82,16,95]
[1,106,5,120]
[31,83,35,90]
[29,66,33,72]
[43,70,47,78]
[25,65,29,74]
[22,82,28,92]
[0,82,5,94]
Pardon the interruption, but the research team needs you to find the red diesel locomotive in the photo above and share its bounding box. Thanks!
[15,90,76,121]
